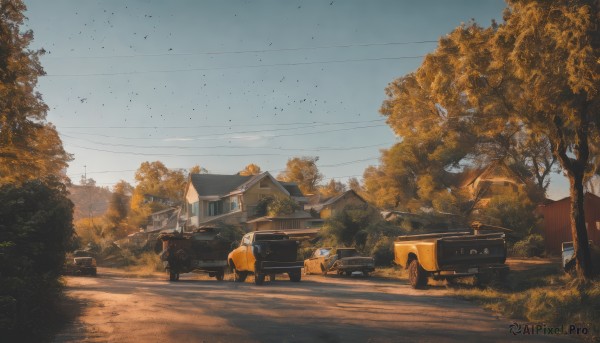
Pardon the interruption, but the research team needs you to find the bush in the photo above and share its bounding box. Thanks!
[369,236,395,266]
[0,180,74,339]
[511,234,545,258]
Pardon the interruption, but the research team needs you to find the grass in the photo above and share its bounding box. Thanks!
[450,264,600,341]
[121,251,165,277]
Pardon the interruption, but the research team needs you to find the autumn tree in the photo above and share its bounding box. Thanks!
[239,163,261,176]
[491,0,599,278]
[129,161,186,227]
[189,164,208,175]
[105,180,132,229]
[0,1,71,186]
[277,156,323,195]
[319,178,347,198]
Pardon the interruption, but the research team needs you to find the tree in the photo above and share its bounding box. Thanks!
[105,180,132,228]
[189,165,208,175]
[130,161,186,227]
[0,180,74,338]
[277,156,323,195]
[239,163,262,176]
[492,0,599,279]
[0,1,71,186]
[380,1,598,278]
[319,179,347,197]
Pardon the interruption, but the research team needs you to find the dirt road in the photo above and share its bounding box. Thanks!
[53,268,572,343]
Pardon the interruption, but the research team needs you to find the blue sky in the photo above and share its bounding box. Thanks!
[22,0,570,199]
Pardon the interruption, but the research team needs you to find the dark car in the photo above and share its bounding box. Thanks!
[63,256,97,276]
[304,247,374,276]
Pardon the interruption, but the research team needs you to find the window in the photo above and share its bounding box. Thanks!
[230,195,240,211]
[259,179,269,189]
[190,202,199,216]
[208,200,223,216]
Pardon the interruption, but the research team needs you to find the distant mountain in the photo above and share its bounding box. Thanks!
[68,185,112,221]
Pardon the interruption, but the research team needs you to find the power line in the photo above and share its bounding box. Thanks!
[60,134,391,152]
[59,118,384,129]
[61,123,387,141]
[43,55,424,77]
[45,40,437,60]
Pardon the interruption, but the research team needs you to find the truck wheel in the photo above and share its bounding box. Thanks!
[320,264,328,276]
[408,259,427,289]
[363,271,370,277]
[215,271,224,281]
[345,271,352,276]
[269,274,276,281]
[255,273,265,285]
[233,268,247,282]
[289,271,301,282]
[169,271,178,282]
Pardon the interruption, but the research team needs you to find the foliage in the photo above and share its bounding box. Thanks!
[214,224,246,243]
[370,0,599,277]
[277,156,323,195]
[267,197,298,217]
[319,205,405,265]
[319,179,347,197]
[0,0,72,186]
[511,234,545,258]
[476,192,540,242]
[0,180,74,339]
[129,161,186,227]
[253,196,274,217]
[239,163,261,176]
[105,180,131,228]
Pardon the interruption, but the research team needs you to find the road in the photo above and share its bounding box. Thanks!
[53,267,572,343]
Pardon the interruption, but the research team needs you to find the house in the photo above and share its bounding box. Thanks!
[538,193,600,254]
[246,210,317,231]
[146,207,181,233]
[183,172,304,230]
[458,160,527,207]
[305,190,370,219]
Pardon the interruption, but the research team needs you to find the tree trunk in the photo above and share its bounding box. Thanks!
[569,172,593,279]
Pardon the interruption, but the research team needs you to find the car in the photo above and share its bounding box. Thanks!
[63,256,97,276]
[304,247,374,276]
[562,240,593,273]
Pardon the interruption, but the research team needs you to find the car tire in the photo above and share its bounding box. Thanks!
[345,271,352,276]
[363,271,370,277]
[320,264,328,276]
[289,271,301,282]
[408,259,427,289]
[215,271,224,281]
[255,273,265,285]
[169,271,178,281]
[233,268,247,282]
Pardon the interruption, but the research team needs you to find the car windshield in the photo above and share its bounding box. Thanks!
[255,234,288,241]
[317,248,331,257]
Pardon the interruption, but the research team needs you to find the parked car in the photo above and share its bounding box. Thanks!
[63,256,97,276]
[562,240,593,273]
[158,227,232,281]
[304,247,374,276]
[394,222,509,289]
[228,231,303,285]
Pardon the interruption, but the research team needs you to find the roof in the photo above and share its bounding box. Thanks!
[280,182,305,197]
[458,160,526,188]
[305,190,367,212]
[189,172,289,198]
[190,174,253,197]
[541,193,600,208]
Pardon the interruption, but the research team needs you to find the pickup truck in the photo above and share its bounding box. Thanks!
[394,222,509,288]
[158,227,232,281]
[228,231,303,285]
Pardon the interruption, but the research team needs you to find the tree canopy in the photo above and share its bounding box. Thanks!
[0,1,71,185]
[369,0,598,278]
[277,156,323,195]
[239,163,262,176]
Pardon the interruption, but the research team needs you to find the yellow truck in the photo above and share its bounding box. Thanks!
[394,223,509,288]
[228,231,303,285]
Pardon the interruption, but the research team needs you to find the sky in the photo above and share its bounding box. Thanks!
[22,0,570,199]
